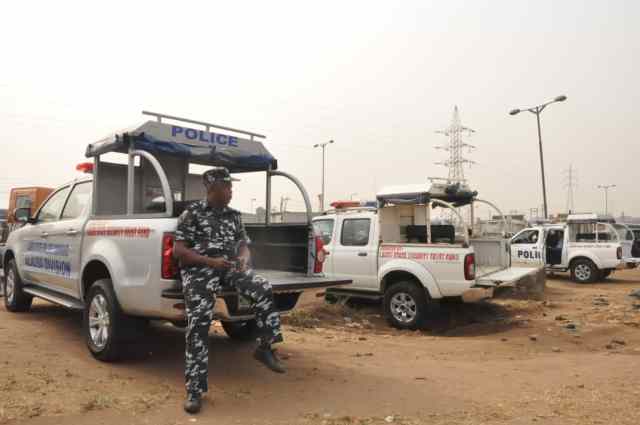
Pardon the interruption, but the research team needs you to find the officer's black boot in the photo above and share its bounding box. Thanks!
[184,394,202,414]
[254,345,286,374]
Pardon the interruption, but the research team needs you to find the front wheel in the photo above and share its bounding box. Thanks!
[84,279,126,362]
[570,259,598,284]
[221,319,259,341]
[4,259,33,312]
[383,281,428,330]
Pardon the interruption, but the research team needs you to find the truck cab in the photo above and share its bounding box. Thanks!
[511,213,624,283]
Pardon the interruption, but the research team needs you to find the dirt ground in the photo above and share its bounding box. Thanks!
[1,269,639,425]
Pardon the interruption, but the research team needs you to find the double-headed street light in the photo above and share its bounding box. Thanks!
[509,95,567,220]
[313,140,334,212]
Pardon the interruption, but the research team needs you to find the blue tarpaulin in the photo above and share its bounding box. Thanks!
[85,121,277,173]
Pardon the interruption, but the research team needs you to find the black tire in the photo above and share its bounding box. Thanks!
[3,259,33,312]
[221,319,259,341]
[570,259,598,284]
[83,279,127,362]
[383,281,428,330]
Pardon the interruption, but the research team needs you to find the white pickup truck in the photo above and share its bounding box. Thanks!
[313,182,542,329]
[510,213,636,283]
[2,112,350,361]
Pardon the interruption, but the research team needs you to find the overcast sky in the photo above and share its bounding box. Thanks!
[1,0,638,218]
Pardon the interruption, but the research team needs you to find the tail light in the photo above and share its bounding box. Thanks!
[617,246,622,260]
[464,253,476,280]
[162,232,178,279]
[314,236,326,274]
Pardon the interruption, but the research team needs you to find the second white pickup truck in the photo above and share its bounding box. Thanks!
[313,182,542,329]
[510,214,636,283]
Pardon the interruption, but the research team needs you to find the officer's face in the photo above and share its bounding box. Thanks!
[207,182,233,207]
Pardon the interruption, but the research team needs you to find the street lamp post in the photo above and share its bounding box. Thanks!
[510,95,567,220]
[313,140,334,212]
[597,184,616,216]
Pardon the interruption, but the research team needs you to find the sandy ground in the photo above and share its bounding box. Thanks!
[1,269,639,425]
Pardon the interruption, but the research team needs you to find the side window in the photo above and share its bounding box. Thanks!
[512,230,539,244]
[313,219,335,245]
[62,182,92,220]
[37,187,71,223]
[341,218,371,246]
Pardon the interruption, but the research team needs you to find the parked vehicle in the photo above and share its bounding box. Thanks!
[1,187,54,287]
[510,213,627,283]
[2,112,350,361]
[313,181,543,329]
[612,222,640,267]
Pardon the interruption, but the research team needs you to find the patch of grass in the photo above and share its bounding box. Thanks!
[283,310,321,328]
[82,394,117,412]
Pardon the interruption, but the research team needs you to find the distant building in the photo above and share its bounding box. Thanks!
[242,207,321,224]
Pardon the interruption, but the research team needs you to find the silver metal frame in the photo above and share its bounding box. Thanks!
[430,199,470,247]
[473,198,509,236]
[141,110,266,140]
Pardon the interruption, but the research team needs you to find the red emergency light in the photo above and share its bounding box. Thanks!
[330,200,360,209]
[76,162,94,173]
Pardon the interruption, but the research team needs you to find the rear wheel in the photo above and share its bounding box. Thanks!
[570,259,597,284]
[221,319,259,341]
[383,281,428,330]
[84,279,126,362]
[3,259,33,312]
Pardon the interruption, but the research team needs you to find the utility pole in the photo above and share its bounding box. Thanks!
[597,184,616,216]
[510,95,568,219]
[279,196,291,222]
[313,140,334,212]
[564,164,577,213]
[435,106,476,183]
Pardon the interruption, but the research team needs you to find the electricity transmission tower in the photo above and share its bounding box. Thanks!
[435,106,476,183]
[563,164,577,213]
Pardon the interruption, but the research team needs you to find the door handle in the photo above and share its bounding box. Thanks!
[66,229,79,236]
[358,252,368,257]
[41,232,49,238]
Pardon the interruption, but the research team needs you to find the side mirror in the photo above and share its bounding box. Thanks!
[13,207,32,224]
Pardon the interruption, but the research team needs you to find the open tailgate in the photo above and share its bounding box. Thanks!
[475,266,542,287]
[161,270,351,299]
[256,270,352,292]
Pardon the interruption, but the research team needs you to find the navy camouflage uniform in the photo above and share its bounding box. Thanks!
[176,200,283,398]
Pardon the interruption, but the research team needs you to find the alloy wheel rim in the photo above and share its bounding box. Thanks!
[575,264,591,281]
[88,294,110,349]
[6,268,15,304]
[390,292,417,324]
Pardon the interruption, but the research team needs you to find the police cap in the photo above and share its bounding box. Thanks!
[202,167,240,187]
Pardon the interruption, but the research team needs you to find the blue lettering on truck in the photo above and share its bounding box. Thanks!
[24,241,71,277]
[171,125,239,147]
[517,250,541,260]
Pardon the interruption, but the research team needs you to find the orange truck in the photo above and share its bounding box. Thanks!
[1,187,53,283]
[6,187,54,225]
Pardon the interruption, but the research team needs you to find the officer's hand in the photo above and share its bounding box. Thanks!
[207,257,234,270]
[238,253,251,272]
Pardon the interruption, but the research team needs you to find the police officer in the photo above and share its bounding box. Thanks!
[174,167,285,415]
